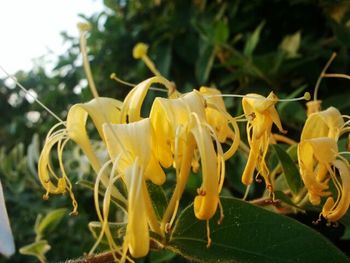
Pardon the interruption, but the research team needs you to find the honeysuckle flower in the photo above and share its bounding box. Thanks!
[101,118,165,258]
[38,97,125,213]
[241,92,286,188]
[0,180,15,257]
[298,137,350,222]
[149,90,225,245]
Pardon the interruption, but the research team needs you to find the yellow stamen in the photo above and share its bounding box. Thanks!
[133,42,162,77]
[314,52,337,101]
[78,22,99,98]
[110,72,135,87]
[272,133,297,145]
[206,220,212,248]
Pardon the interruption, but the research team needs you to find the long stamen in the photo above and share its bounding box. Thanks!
[0,65,64,124]
[323,73,350,81]
[110,73,135,87]
[110,73,168,93]
[78,22,99,99]
[205,92,310,102]
[272,133,297,145]
[133,42,162,77]
[314,52,337,101]
[206,220,212,248]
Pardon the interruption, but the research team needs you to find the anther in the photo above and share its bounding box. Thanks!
[165,223,172,234]
[42,193,49,201]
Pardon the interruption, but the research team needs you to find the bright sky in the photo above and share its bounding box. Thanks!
[0,0,104,75]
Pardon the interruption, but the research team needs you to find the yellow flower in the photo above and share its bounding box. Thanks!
[241,92,286,188]
[298,137,350,222]
[101,118,164,258]
[150,90,225,245]
[298,105,350,222]
[297,138,335,205]
[38,97,124,213]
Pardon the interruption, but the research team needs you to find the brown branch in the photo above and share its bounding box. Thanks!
[65,252,114,263]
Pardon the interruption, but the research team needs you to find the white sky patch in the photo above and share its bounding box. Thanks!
[0,0,104,77]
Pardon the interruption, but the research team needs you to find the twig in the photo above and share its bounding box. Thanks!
[65,252,114,263]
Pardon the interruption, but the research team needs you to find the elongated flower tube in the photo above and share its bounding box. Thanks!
[124,160,149,258]
[102,118,164,258]
[241,92,286,188]
[192,116,224,220]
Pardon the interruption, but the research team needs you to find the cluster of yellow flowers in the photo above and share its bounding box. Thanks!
[36,24,350,262]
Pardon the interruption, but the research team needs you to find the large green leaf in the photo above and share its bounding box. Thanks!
[167,197,349,263]
[272,144,304,195]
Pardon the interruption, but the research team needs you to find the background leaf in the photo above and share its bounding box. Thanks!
[272,144,304,195]
[168,197,349,263]
[244,21,265,57]
[35,208,67,239]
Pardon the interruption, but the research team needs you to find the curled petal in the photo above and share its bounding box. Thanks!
[297,140,331,205]
[322,160,350,222]
[120,76,173,123]
[67,98,122,173]
[301,107,344,140]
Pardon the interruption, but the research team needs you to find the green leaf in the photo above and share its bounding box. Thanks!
[19,240,51,262]
[195,42,216,84]
[88,221,126,243]
[149,250,176,263]
[214,21,229,44]
[244,21,265,57]
[146,181,168,220]
[35,208,67,239]
[272,144,304,195]
[168,197,350,263]
[274,191,303,211]
[155,41,172,78]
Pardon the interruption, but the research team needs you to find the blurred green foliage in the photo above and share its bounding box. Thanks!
[2,0,350,262]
